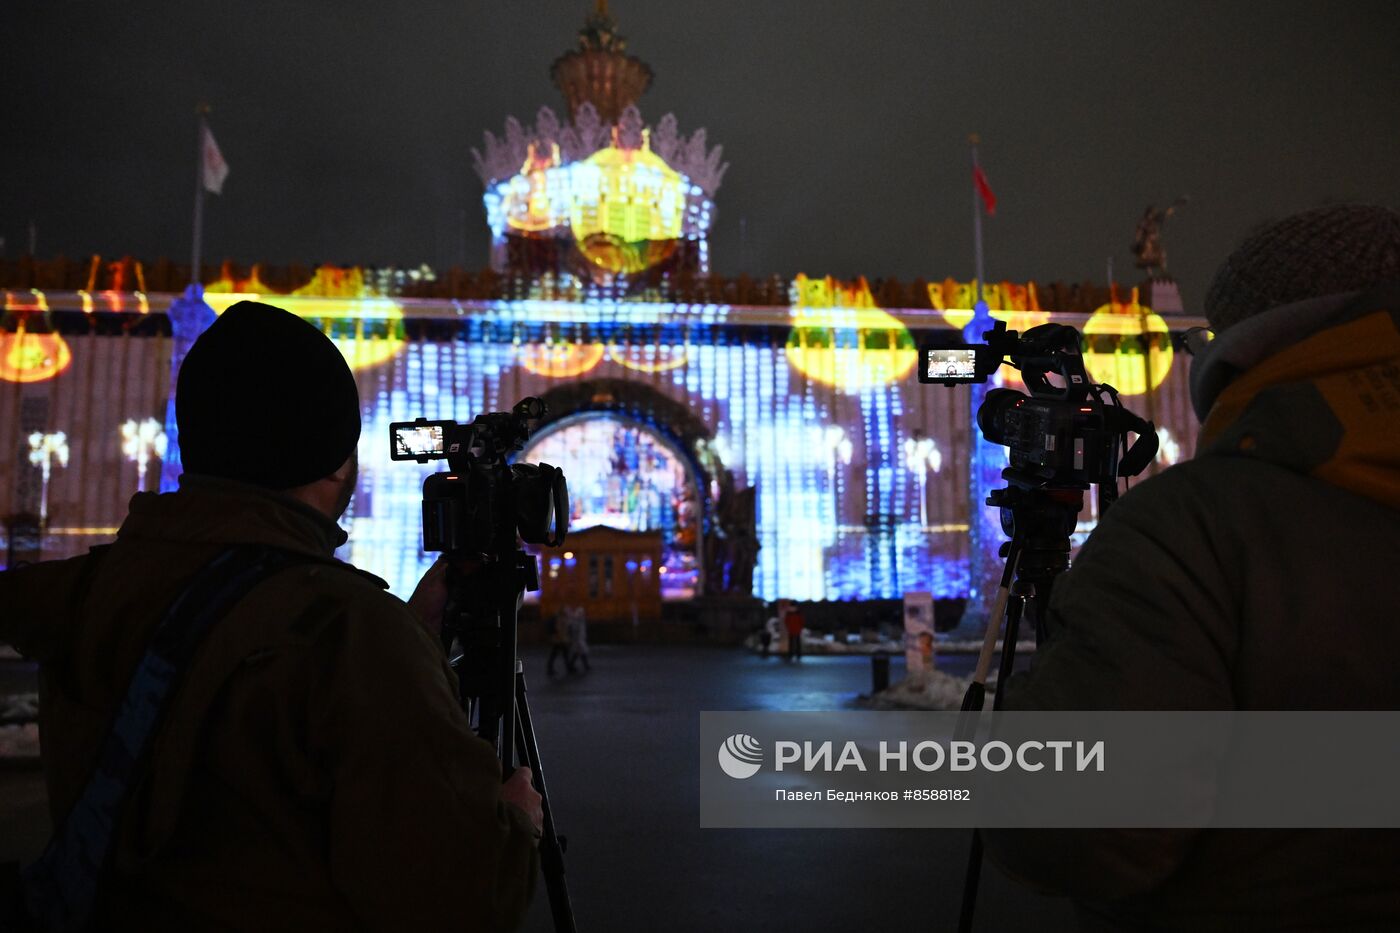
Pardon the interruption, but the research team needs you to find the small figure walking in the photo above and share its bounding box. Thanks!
[784,605,805,662]
[547,607,575,677]
[567,605,591,673]
[759,607,777,657]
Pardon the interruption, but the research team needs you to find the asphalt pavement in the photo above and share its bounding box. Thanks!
[514,645,1076,933]
[0,646,1078,932]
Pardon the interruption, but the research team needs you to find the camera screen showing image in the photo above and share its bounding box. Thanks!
[918,347,983,384]
[390,422,450,461]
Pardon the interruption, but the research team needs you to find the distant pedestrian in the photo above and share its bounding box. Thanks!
[759,611,776,657]
[547,608,574,676]
[784,606,805,661]
[567,605,591,673]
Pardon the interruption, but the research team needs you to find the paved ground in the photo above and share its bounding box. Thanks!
[0,647,1078,932]
[512,646,1075,932]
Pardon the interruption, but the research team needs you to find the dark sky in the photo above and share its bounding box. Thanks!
[6,0,1399,310]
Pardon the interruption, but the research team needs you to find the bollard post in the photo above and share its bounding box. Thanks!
[871,653,891,694]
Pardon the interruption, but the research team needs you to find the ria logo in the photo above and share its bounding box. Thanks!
[718,733,764,779]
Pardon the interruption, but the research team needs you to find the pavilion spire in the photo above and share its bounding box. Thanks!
[550,2,654,124]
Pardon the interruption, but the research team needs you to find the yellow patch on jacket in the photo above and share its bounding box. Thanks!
[1200,310,1400,510]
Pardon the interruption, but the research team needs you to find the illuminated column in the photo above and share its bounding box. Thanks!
[121,418,168,493]
[160,284,218,492]
[859,387,901,598]
[963,300,1005,630]
[902,431,942,530]
[27,431,69,527]
[822,424,853,502]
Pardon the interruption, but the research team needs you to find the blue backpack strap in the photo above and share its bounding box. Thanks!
[21,544,317,932]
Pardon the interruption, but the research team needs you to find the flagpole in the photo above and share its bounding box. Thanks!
[190,104,209,286]
[970,134,986,306]
[962,133,998,635]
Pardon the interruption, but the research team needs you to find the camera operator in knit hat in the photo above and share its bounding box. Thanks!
[982,204,1400,931]
[0,301,541,930]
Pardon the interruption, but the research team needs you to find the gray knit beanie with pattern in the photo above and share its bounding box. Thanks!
[1204,204,1400,333]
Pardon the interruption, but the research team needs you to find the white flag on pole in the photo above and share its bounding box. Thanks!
[200,122,229,195]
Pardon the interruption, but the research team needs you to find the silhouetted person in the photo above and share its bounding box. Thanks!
[547,607,575,676]
[986,205,1400,931]
[0,302,541,930]
[567,605,590,673]
[784,606,805,661]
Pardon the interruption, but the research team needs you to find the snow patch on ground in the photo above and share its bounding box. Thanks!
[743,634,1037,657]
[743,632,903,655]
[937,640,1036,655]
[863,670,1000,711]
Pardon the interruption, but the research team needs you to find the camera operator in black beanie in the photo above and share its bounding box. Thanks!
[983,204,1400,930]
[0,301,541,930]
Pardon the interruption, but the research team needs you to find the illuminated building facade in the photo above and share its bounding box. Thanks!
[0,7,1207,624]
[0,277,1204,614]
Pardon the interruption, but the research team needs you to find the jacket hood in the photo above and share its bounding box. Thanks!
[117,473,350,556]
[1190,283,1400,510]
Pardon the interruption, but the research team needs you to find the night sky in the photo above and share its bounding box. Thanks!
[5,0,1399,310]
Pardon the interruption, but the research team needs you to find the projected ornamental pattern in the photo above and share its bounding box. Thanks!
[520,415,700,599]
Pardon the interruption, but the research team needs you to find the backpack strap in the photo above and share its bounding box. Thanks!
[20,544,319,932]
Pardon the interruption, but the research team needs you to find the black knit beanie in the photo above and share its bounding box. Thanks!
[1204,204,1400,333]
[176,300,361,490]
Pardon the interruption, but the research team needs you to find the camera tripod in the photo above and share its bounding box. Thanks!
[444,544,577,933]
[956,478,1085,933]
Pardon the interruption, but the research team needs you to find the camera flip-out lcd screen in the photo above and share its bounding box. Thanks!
[390,422,450,460]
[919,347,983,384]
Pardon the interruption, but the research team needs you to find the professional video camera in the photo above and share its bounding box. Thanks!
[919,322,1159,933]
[919,320,1158,498]
[390,397,577,933]
[390,397,568,554]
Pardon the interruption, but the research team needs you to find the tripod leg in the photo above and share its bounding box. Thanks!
[958,577,1029,933]
[514,672,578,933]
[959,832,983,933]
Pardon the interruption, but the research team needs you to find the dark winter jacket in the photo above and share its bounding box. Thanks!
[985,285,1400,932]
[0,476,538,931]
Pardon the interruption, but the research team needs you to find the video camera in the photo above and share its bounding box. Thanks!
[389,398,579,932]
[390,397,568,556]
[919,321,1158,492]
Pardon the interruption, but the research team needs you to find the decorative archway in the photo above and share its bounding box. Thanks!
[521,412,701,598]
[529,379,738,597]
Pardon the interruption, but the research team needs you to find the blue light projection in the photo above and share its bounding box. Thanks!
[332,298,972,604]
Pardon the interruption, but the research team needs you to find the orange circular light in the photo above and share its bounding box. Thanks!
[0,328,72,383]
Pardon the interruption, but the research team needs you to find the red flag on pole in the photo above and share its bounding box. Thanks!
[200,122,230,195]
[973,164,996,216]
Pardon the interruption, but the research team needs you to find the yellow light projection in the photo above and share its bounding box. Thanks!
[1,290,72,384]
[785,275,917,392]
[927,279,1049,390]
[569,131,685,274]
[1082,288,1173,395]
[203,265,279,297]
[76,290,150,315]
[928,278,1049,334]
[504,142,564,233]
[203,265,405,371]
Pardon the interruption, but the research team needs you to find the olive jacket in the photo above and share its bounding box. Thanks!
[0,476,537,931]
[985,286,1400,931]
